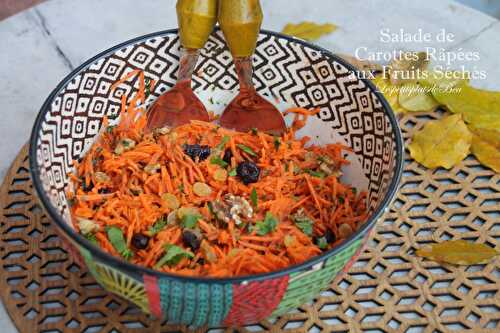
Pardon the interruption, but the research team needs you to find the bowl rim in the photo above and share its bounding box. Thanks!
[29,28,404,284]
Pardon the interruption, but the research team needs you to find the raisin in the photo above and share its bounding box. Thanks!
[222,148,233,165]
[182,229,202,251]
[236,161,260,184]
[183,144,211,161]
[131,233,150,250]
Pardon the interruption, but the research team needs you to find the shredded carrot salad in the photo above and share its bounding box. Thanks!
[68,71,367,277]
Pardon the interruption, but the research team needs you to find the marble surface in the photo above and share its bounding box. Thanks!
[0,0,499,331]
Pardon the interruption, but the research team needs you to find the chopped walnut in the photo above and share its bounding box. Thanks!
[114,138,136,155]
[144,163,161,175]
[212,194,253,225]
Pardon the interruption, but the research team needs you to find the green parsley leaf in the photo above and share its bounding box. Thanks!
[251,128,258,135]
[351,188,357,195]
[237,144,257,157]
[148,217,168,236]
[273,136,281,150]
[106,125,116,133]
[106,226,133,259]
[338,195,345,204]
[210,156,228,168]
[84,233,98,245]
[316,236,328,249]
[179,184,185,193]
[216,136,230,150]
[255,212,278,236]
[228,168,237,177]
[154,244,194,268]
[250,188,258,208]
[181,214,200,229]
[305,169,327,179]
[293,216,313,236]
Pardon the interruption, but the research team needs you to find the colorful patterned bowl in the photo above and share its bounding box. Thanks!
[29,29,403,327]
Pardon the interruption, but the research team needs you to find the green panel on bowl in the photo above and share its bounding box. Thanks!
[271,237,362,317]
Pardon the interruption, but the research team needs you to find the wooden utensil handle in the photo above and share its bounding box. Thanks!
[218,0,263,57]
[176,0,218,49]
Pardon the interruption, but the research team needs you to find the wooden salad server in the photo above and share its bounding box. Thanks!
[146,0,217,130]
[218,0,286,135]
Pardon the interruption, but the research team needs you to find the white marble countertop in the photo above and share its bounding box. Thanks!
[0,0,499,331]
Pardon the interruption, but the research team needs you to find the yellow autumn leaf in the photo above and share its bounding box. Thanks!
[416,240,499,265]
[281,21,337,41]
[419,70,469,90]
[388,51,429,85]
[432,85,500,130]
[469,125,500,149]
[338,54,383,72]
[408,114,472,169]
[471,134,500,173]
[372,76,406,114]
[398,82,439,112]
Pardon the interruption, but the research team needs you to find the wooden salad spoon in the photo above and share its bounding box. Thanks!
[146,0,217,130]
[218,0,286,135]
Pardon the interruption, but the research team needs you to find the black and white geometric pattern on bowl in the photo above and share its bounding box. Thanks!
[34,30,397,228]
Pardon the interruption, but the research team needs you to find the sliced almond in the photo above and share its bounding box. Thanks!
[193,182,212,197]
[213,169,228,182]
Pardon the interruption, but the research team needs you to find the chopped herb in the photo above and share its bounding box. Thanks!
[210,156,228,167]
[305,169,327,179]
[293,214,313,236]
[273,136,281,150]
[216,136,230,150]
[251,128,258,135]
[84,233,98,245]
[181,213,200,229]
[148,217,168,236]
[255,212,278,236]
[130,188,142,196]
[207,202,215,217]
[338,195,345,204]
[179,184,185,193]
[228,168,237,177]
[351,188,357,194]
[250,188,258,208]
[106,226,133,260]
[236,144,257,157]
[208,96,215,104]
[316,236,328,249]
[106,125,116,133]
[154,244,194,268]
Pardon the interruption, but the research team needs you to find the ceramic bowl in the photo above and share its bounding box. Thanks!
[29,29,403,327]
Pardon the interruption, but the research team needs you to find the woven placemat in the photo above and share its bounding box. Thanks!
[0,112,499,333]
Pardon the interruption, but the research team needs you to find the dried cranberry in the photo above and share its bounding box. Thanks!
[236,161,260,184]
[324,229,336,243]
[183,144,211,161]
[131,233,150,249]
[182,229,202,251]
[222,148,233,165]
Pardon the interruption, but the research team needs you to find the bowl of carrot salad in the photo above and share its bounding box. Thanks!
[30,29,403,326]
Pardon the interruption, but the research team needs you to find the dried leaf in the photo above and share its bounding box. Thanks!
[408,114,472,169]
[281,21,337,41]
[416,240,499,265]
[388,51,429,85]
[469,126,500,149]
[419,70,469,90]
[338,54,383,72]
[372,76,406,114]
[398,83,439,112]
[471,134,500,173]
[432,85,500,131]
